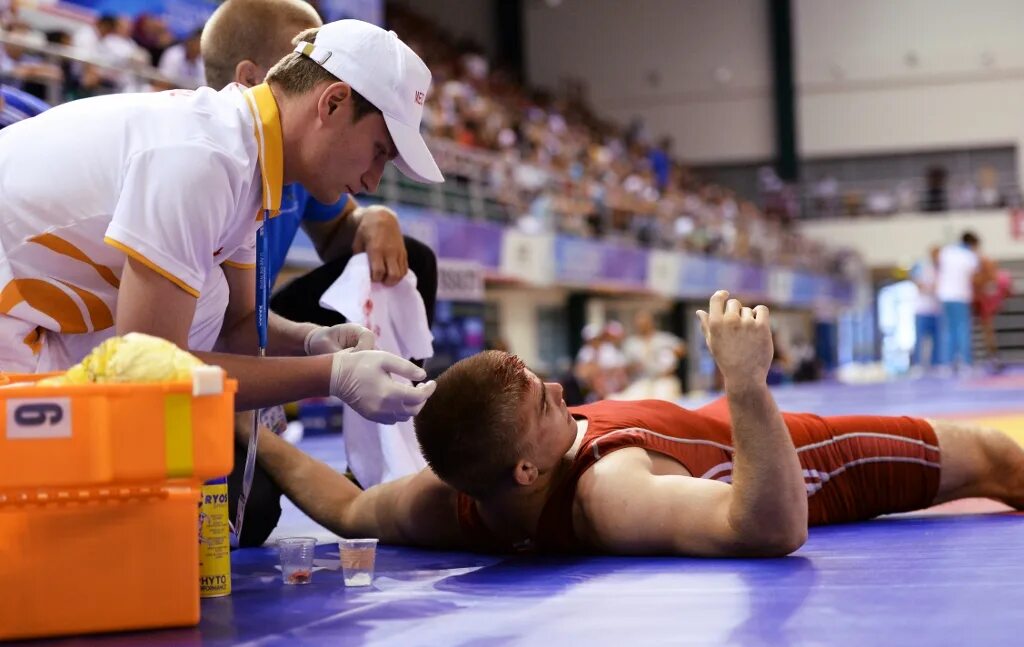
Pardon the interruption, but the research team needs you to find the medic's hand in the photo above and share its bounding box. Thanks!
[329,349,436,424]
[305,323,376,355]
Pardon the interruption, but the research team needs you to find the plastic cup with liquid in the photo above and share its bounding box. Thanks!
[278,537,316,585]
[339,538,378,587]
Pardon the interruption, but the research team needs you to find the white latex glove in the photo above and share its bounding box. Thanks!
[330,349,437,424]
[305,323,376,355]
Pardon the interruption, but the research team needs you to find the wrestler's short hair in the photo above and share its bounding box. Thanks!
[415,351,532,498]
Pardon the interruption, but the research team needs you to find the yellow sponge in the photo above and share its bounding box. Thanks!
[38,333,205,386]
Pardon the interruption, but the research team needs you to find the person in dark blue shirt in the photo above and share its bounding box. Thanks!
[203,0,438,547]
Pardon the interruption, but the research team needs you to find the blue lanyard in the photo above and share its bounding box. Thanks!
[231,208,271,547]
[256,209,270,352]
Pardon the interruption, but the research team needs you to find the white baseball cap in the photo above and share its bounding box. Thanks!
[293,19,444,184]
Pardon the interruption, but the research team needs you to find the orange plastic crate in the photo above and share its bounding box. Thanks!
[0,372,236,640]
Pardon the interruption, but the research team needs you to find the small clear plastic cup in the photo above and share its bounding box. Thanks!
[339,538,378,587]
[278,537,316,585]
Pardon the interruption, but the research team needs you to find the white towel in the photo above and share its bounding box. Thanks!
[318,254,434,487]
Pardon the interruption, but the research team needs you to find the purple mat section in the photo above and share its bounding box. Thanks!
[17,373,1024,647]
[23,515,1024,647]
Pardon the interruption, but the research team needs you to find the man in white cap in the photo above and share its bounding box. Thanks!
[199,1,445,546]
[0,20,440,425]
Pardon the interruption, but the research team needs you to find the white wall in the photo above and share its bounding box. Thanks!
[524,0,774,164]
[800,209,1024,268]
[486,286,570,369]
[795,0,1024,183]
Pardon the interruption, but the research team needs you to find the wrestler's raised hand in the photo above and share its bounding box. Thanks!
[696,290,773,387]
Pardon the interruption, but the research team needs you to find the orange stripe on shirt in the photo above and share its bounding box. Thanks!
[57,280,114,331]
[221,260,256,270]
[103,237,200,298]
[23,327,43,354]
[28,233,120,289]
[0,278,88,333]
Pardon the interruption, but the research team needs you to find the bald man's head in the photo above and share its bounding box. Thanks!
[201,0,322,89]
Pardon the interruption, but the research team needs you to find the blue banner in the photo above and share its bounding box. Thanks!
[678,254,718,297]
[598,242,647,285]
[435,218,503,269]
[554,236,606,285]
[736,262,767,298]
[286,205,856,308]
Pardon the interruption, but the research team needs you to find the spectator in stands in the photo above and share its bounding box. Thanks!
[132,13,175,67]
[811,174,840,219]
[0,22,63,100]
[70,13,116,55]
[597,320,630,396]
[895,180,918,213]
[951,176,978,210]
[572,323,602,401]
[574,322,628,401]
[648,136,672,191]
[158,28,204,87]
[975,165,1006,209]
[936,231,981,372]
[910,246,941,372]
[789,334,820,383]
[72,13,147,92]
[923,166,948,213]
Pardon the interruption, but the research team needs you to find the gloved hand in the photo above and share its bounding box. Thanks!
[305,323,376,355]
[329,349,436,424]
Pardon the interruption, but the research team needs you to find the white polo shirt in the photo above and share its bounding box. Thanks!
[935,244,980,304]
[0,83,284,372]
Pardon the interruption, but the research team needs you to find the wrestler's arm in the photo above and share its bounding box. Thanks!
[577,447,779,557]
[579,291,807,557]
[250,423,466,548]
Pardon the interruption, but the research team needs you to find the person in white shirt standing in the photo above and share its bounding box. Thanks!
[935,231,981,371]
[0,19,443,424]
[620,310,686,400]
[158,28,205,87]
[910,246,941,370]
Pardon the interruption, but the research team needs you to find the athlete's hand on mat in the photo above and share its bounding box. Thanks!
[305,323,376,355]
[696,290,773,386]
[329,349,437,424]
[352,206,408,286]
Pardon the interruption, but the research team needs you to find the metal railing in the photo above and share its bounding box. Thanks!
[796,176,1022,220]
[0,30,197,104]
